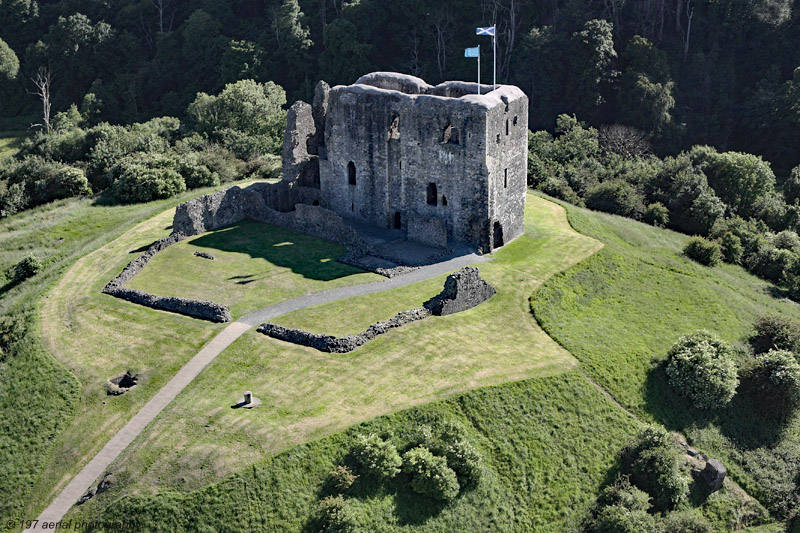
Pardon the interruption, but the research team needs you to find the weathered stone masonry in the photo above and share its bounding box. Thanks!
[258,266,495,353]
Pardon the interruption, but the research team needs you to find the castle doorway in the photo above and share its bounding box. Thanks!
[493,221,504,249]
[394,212,402,229]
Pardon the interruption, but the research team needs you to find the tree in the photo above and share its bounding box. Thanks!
[569,19,617,117]
[402,446,460,501]
[745,350,800,413]
[665,331,739,409]
[30,67,53,133]
[351,433,402,479]
[0,38,20,82]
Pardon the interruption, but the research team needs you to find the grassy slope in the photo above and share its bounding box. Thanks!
[0,181,254,524]
[61,194,595,511]
[0,130,26,160]
[90,372,641,533]
[128,220,380,318]
[531,198,800,517]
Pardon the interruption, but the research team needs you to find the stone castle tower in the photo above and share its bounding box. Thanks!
[283,72,528,252]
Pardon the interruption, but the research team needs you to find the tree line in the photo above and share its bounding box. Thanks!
[0,0,799,170]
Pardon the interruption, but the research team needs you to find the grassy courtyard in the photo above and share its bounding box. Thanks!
[61,193,600,524]
[531,199,800,518]
[128,220,380,318]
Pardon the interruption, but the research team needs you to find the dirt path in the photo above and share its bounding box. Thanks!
[26,252,490,532]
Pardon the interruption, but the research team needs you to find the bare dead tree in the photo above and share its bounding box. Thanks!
[481,0,526,82]
[151,0,171,33]
[29,67,52,133]
[432,10,452,79]
[599,124,652,158]
[318,0,327,40]
[683,0,693,59]
[405,27,422,76]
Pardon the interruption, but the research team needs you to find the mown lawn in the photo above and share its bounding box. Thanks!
[531,197,800,519]
[61,194,597,520]
[0,181,254,525]
[81,372,642,532]
[128,220,380,318]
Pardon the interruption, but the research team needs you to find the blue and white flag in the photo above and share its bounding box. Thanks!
[464,46,480,58]
[476,26,495,36]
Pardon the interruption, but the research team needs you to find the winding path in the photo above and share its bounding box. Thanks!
[27,252,490,532]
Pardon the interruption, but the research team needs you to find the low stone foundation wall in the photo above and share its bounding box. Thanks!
[408,214,448,248]
[258,307,431,353]
[102,232,233,323]
[172,183,373,256]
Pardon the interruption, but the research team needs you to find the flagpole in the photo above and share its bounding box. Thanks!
[478,47,481,95]
[492,33,496,90]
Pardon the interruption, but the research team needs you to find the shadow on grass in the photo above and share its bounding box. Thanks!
[645,363,789,449]
[189,221,366,282]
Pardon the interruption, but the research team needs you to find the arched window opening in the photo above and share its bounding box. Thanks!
[394,212,402,229]
[347,162,356,185]
[427,183,438,206]
[312,200,320,206]
[389,115,400,139]
[513,115,518,126]
[442,195,448,206]
[442,124,460,145]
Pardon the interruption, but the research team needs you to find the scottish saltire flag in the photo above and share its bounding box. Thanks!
[464,46,480,58]
[476,26,495,36]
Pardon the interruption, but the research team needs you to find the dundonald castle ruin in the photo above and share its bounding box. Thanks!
[172,72,528,255]
[287,72,529,251]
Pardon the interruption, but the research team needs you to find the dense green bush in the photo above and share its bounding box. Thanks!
[747,245,795,283]
[315,495,358,533]
[718,232,744,264]
[111,164,186,203]
[444,438,483,488]
[7,255,43,283]
[665,331,739,409]
[643,202,669,227]
[175,153,219,189]
[591,505,659,533]
[328,465,357,492]
[752,315,800,354]
[619,426,688,513]
[594,477,651,513]
[351,433,402,479]
[683,237,722,267]
[660,511,714,532]
[0,182,28,218]
[745,350,800,412]
[402,446,460,502]
[585,180,644,218]
[0,314,25,359]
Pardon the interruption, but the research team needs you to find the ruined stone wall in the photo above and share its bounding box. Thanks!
[407,214,448,248]
[102,232,233,323]
[258,308,431,353]
[424,266,496,316]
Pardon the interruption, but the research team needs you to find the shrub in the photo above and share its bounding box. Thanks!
[719,232,744,264]
[7,254,42,283]
[751,315,800,354]
[683,237,722,267]
[328,465,357,492]
[595,476,651,513]
[402,446,460,501]
[176,154,219,189]
[111,165,186,204]
[748,245,795,283]
[316,495,358,533]
[0,314,25,359]
[665,331,739,409]
[643,202,669,227]
[661,511,714,533]
[773,230,800,251]
[0,182,28,218]
[619,426,689,513]
[195,145,240,183]
[745,350,800,412]
[585,180,644,218]
[591,505,659,533]
[351,433,402,479]
[444,438,483,488]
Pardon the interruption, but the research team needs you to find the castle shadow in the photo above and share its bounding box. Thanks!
[189,221,367,282]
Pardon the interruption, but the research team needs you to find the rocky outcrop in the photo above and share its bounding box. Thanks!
[424,266,495,316]
[102,232,233,323]
[258,307,431,353]
[701,459,727,492]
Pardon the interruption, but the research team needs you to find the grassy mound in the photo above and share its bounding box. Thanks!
[531,198,800,518]
[84,372,641,532]
[0,182,253,523]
